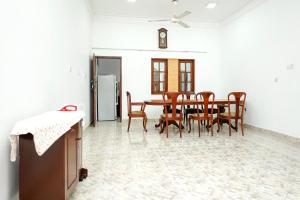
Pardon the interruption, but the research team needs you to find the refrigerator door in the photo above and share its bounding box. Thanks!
[98,75,116,121]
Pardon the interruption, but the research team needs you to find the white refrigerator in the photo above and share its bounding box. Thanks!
[97,75,118,121]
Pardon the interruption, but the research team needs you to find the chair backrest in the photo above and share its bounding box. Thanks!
[195,91,215,118]
[184,92,195,100]
[162,92,184,120]
[228,92,246,119]
[126,91,132,115]
[184,92,195,109]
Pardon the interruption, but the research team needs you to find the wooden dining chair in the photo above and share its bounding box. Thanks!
[217,92,246,136]
[188,92,215,137]
[183,92,203,125]
[159,92,184,138]
[126,91,147,132]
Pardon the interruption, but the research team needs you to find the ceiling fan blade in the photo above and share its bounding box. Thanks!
[175,11,191,19]
[148,19,171,22]
[177,21,190,28]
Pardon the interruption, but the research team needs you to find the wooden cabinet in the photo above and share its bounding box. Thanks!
[19,120,84,200]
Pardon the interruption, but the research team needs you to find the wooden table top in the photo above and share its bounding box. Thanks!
[144,99,233,106]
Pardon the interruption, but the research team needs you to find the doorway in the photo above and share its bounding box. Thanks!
[91,56,122,125]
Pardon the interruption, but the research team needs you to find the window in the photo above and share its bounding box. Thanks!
[151,59,168,94]
[179,60,195,92]
[151,58,195,94]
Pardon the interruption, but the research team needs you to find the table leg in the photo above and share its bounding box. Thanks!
[155,122,161,128]
[159,120,184,134]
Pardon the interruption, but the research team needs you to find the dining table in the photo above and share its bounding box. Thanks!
[144,99,239,133]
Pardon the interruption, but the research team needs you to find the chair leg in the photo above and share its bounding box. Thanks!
[179,120,182,138]
[235,118,238,132]
[186,114,189,126]
[159,118,163,134]
[241,118,244,136]
[166,120,169,138]
[188,118,192,133]
[217,117,221,132]
[197,120,201,137]
[144,117,148,132]
[228,118,232,136]
[127,117,131,132]
[210,119,213,136]
[206,120,209,132]
[185,113,188,126]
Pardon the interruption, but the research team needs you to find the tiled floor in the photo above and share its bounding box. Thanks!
[70,120,300,200]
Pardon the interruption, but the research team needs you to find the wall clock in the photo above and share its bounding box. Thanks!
[158,28,168,49]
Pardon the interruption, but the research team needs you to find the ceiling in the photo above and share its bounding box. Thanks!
[89,0,256,23]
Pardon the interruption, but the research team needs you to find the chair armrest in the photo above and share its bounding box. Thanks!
[131,102,144,106]
[131,102,146,112]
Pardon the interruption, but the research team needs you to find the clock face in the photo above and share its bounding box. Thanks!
[160,32,166,38]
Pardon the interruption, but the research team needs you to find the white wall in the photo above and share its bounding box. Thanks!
[0,0,91,199]
[92,16,222,119]
[2,0,299,198]
[220,0,300,138]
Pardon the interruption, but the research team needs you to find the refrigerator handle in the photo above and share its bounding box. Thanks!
[115,82,118,105]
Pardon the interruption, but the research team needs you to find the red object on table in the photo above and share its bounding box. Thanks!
[59,105,77,112]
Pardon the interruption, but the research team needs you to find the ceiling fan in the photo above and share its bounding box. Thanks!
[148,0,191,28]
[148,10,191,28]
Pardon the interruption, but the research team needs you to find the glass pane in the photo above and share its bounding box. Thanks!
[160,73,165,81]
[160,83,164,91]
[154,82,159,93]
[160,62,165,71]
[187,73,191,82]
[187,83,191,92]
[154,72,159,81]
[181,73,185,82]
[154,62,159,71]
[181,83,185,91]
[180,63,185,72]
[186,63,191,72]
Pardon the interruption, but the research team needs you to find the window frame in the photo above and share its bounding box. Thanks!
[178,59,195,93]
[151,58,168,95]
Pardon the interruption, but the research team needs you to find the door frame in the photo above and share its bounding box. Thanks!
[95,56,122,122]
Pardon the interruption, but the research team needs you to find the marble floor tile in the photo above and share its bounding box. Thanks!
[70,120,300,200]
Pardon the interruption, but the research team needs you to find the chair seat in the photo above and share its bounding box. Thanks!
[130,111,146,117]
[190,113,213,119]
[219,112,241,118]
[160,113,181,119]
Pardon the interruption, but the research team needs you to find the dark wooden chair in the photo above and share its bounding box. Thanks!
[126,91,147,132]
[188,92,215,137]
[217,92,246,136]
[159,92,185,138]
